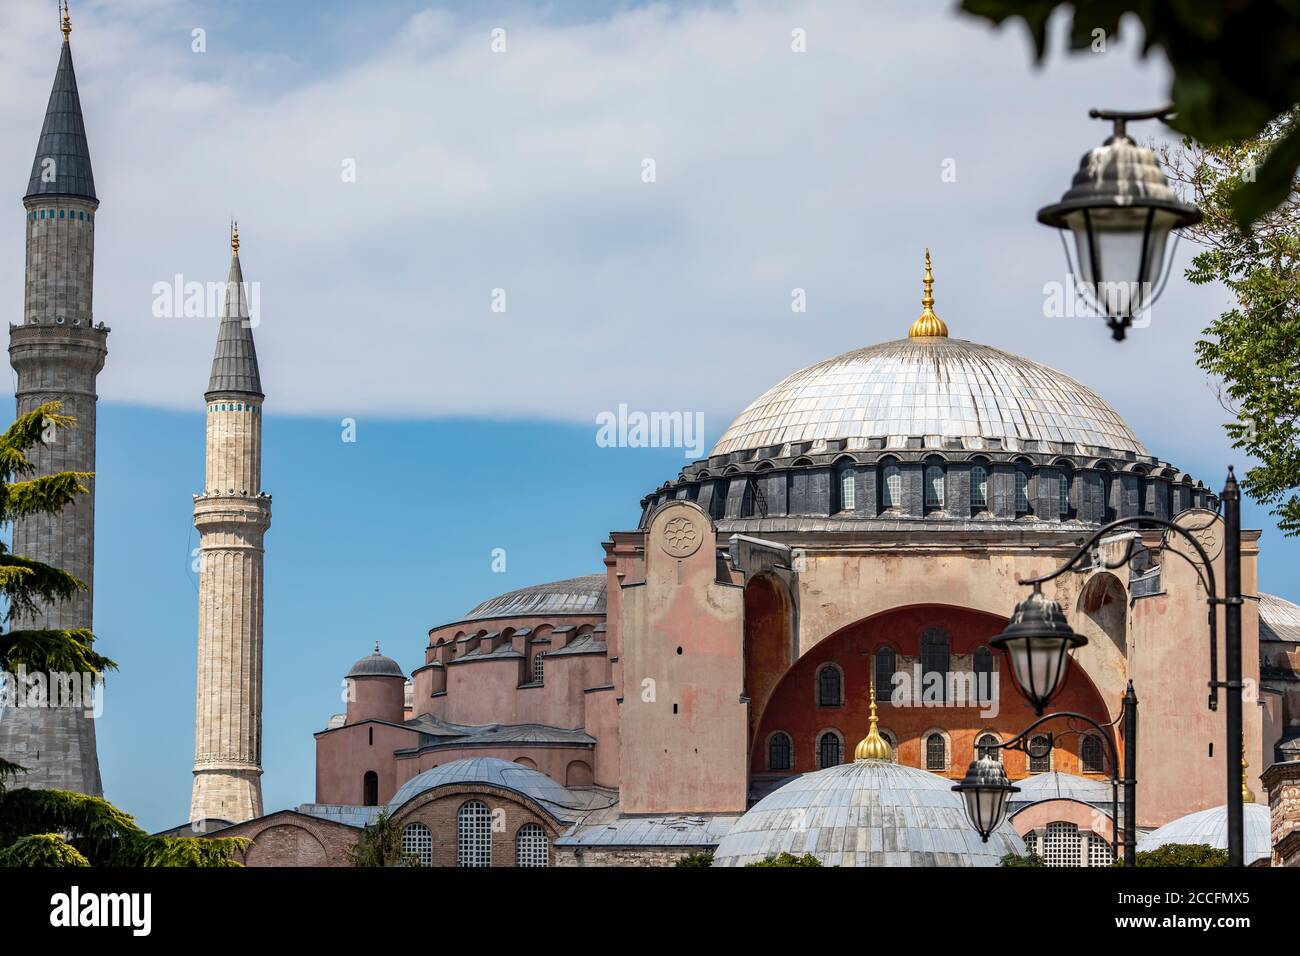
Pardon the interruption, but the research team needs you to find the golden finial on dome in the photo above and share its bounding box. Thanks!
[1242,736,1255,803]
[231,220,240,255]
[854,679,893,761]
[61,1,71,42]
[908,248,949,338]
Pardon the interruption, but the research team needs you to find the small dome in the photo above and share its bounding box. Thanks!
[1260,592,1300,643]
[1008,771,1115,810]
[462,574,606,622]
[346,643,404,679]
[1137,803,1272,865]
[388,757,580,819]
[712,760,1024,867]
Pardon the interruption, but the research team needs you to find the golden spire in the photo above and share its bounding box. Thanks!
[908,248,948,338]
[1242,736,1255,803]
[231,220,240,256]
[854,679,893,761]
[61,1,71,42]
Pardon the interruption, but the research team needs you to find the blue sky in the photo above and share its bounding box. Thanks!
[0,0,1295,830]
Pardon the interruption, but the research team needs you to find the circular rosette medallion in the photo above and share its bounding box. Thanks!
[1169,507,1223,563]
[661,513,702,558]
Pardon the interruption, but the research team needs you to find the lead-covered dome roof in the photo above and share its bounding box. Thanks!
[346,644,404,679]
[710,336,1146,460]
[711,759,1025,867]
[462,574,606,622]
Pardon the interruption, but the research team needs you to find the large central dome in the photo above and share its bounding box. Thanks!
[710,335,1146,459]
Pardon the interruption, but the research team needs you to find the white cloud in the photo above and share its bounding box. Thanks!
[0,0,1236,465]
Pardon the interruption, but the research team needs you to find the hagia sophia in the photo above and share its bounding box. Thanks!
[5,12,1300,870]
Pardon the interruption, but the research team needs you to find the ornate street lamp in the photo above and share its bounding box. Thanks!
[989,586,1087,716]
[1038,107,1202,341]
[953,756,1019,842]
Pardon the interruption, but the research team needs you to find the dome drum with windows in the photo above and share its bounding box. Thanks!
[641,251,1214,530]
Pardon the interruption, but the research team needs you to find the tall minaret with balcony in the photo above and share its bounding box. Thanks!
[190,224,271,824]
[0,5,109,796]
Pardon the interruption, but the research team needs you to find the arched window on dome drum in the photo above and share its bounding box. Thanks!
[920,627,950,702]
[881,463,901,509]
[874,647,896,703]
[768,732,792,772]
[1029,734,1051,773]
[976,733,1000,762]
[401,823,432,867]
[362,771,378,807]
[973,645,994,705]
[817,664,843,707]
[1014,469,1030,514]
[818,731,842,768]
[457,800,492,867]
[515,824,549,867]
[838,467,856,513]
[925,463,945,508]
[533,652,545,684]
[1081,734,1106,774]
[1058,472,1071,517]
[925,733,946,771]
[710,480,727,521]
[970,464,989,509]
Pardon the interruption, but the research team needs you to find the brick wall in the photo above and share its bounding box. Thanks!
[554,846,706,867]
[210,811,360,867]
[391,783,563,867]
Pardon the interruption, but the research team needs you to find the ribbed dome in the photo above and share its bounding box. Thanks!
[463,575,606,622]
[1137,804,1272,865]
[711,760,1025,867]
[346,645,404,679]
[710,337,1146,459]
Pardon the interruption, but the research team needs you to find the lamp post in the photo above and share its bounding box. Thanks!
[955,470,1246,864]
[1038,107,1202,341]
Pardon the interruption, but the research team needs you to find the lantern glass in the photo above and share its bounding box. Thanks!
[1003,633,1075,715]
[1063,206,1179,318]
[954,757,1018,842]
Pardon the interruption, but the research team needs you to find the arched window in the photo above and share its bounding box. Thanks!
[1058,472,1071,517]
[973,645,994,705]
[401,823,432,866]
[768,732,793,772]
[709,481,727,521]
[920,627,950,702]
[515,824,549,867]
[1081,734,1106,773]
[970,464,989,509]
[925,733,947,771]
[1087,833,1114,867]
[456,800,492,867]
[532,652,545,683]
[1014,468,1030,513]
[362,771,378,807]
[1041,821,1083,867]
[1028,734,1052,773]
[925,462,945,508]
[881,463,901,508]
[874,646,896,703]
[817,731,843,768]
[817,664,843,707]
[838,466,856,513]
[976,733,1000,762]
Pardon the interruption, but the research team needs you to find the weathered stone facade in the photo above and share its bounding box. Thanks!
[215,810,361,867]
[1262,761,1300,867]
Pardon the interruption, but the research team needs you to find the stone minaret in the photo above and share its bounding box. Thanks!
[0,8,108,796]
[190,225,270,824]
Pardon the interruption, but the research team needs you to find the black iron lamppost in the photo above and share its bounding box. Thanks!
[1038,107,1202,341]
[955,683,1139,866]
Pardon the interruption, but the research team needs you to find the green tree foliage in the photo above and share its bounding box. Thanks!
[745,852,823,867]
[1162,111,1300,533]
[999,851,1047,867]
[1131,843,1228,867]
[348,810,406,867]
[0,787,246,867]
[960,1,1300,227]
[674,850,715,867]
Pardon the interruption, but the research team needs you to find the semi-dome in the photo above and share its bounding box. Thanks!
[346,643,404,679]
[711,759,1025,867]
[462,574,606,622]
[1136,803,1272,865]
[388,757,582,817]
[710,336,1146,460]
[1008,771,1115,810]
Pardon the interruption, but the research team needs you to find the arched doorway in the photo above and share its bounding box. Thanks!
[743,573,794,746]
